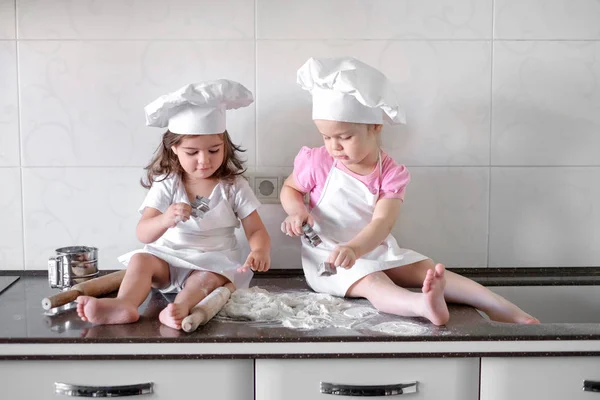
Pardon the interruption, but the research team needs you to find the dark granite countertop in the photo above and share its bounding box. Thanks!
[452,267,600,286]
[1,273,600,347]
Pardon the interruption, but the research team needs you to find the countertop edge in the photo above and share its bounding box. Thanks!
[3,339,600,359]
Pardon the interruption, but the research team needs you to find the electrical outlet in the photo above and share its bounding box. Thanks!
[254,176,280,204]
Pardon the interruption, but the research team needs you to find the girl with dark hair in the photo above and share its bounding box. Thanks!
[77,80,271,330]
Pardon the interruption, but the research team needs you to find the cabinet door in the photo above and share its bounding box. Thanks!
[0,359,253,400]
[256,358,479,400]
[481,357,600,400]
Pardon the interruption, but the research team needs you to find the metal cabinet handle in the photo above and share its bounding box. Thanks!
[584,380,600,393]
[320,381,417,396]
[55,382,153,397]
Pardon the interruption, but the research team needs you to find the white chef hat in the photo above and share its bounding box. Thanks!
[144,79,254,135]
[297,57,405,125]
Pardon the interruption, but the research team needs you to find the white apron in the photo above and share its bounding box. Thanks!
[302,156,428,297]
[119,179,253,292]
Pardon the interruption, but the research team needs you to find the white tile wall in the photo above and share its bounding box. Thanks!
[0,40,18,166]
[1,0,599,270]
[22,167,146,270]
[18,40,255,167]
[17,0,254,39]
[394,167,489,268]
[0,168,24,270]
[489,167,600,267]
[495,0,600,40]
[0,0,15,39]
[257,0,493,39]
[492,41,600,166]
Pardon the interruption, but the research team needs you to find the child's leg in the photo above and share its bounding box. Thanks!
[159,270,229,330]
[346,265,449,326]
[384,259,539,324]
[77,253,170,325]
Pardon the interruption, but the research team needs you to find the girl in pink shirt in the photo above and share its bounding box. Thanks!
[281,57,538,325]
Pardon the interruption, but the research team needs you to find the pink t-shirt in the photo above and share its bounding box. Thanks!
[293,146,410,209]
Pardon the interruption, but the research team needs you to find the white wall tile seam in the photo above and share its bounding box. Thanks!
[10,39,600,42]
[487,0,496,268]
[16,0,24,270]
[12,39,256,42]
[253,0,258,171]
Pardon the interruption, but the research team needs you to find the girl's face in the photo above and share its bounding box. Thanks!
[172,134,225,180]
[314,120,381,166]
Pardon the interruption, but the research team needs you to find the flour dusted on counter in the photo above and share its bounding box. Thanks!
[218,287,379,330]
[343,306,379,319]
[218,288,281,321]
[368,321,430,335]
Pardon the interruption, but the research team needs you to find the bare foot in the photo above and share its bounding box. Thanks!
[76,296,139,325]
[420,264,450,326]
[158,303,190,330]
[484,294,540,324]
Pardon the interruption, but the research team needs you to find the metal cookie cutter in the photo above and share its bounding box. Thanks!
[317,261,336,277]
[190,196,210,218]
[302,223,322,247]
[48,246,99,290]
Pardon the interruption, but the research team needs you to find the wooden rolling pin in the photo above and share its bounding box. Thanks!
[182,282,235,333]
[41,270,126,311]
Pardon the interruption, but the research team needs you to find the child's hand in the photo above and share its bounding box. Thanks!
[239,249,271,272]
[328,245,357,269]
[281,213,314,237]
[163,202,192,228]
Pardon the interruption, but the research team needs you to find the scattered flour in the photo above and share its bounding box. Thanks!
[218,287,379,330]
[218,287,443,335]
[368,321,430,335]
[343,307,379,319]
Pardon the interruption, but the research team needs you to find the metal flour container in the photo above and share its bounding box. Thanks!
[48,246,99,289]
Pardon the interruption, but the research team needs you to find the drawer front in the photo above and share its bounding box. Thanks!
[0,359,253,400]
[256,358,479,400]
[481,357,600,400]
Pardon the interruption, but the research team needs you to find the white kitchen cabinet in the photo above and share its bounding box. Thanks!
[256,358,479,399]
[481,357,600,400]
[0,359,253,399]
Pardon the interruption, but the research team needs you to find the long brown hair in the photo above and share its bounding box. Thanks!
[141,130,246,188]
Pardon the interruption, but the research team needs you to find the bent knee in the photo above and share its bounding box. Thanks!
[345,271,389,298]
[358,271,389,286]
[129,253,157,265]
[127,253,168,275]
[187,270,228,289]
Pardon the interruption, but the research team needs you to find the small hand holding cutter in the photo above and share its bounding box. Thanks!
[301,223,337,276]
[191,196,210,218]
